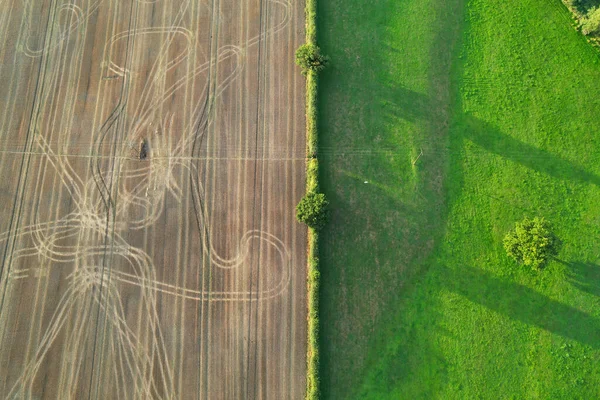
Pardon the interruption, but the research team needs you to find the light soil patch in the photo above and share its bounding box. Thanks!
[0,0,306,398]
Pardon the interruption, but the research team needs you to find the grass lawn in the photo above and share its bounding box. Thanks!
[317,0,600,398]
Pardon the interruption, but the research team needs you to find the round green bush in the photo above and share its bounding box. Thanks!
[503,217,559,269]
[296,192,329,230]
[295,43,329,75]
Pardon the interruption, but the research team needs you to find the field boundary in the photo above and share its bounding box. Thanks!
[304,0,320,398]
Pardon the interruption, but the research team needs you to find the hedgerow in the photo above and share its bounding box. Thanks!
[303,0,321,398]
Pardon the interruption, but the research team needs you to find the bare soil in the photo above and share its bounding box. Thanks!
[0,0,306,398]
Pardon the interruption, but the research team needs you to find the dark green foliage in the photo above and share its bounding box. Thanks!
[566,0,600,14]
[503,217,559,269]
[296,192,329,230]
[295,43,329,75]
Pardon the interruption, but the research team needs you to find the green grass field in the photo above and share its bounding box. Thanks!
[317,0,600,398]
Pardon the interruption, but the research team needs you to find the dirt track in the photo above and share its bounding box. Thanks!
[0,0,306,398]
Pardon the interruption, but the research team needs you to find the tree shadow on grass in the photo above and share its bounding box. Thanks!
[381,86,600,187]
[567,261,600,297]
[318,44,456,400]
[316,0,465,395]
[352,262,600,399]
[463,116,600,186]
[355,304,452,399]
[444,265,600,349]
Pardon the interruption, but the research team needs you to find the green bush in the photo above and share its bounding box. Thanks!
[296,192,329,230]
[295,43,329,75]
[503,217,559,269]
[582,7,600,35]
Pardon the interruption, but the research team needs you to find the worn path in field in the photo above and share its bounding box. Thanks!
[0,0,306,398]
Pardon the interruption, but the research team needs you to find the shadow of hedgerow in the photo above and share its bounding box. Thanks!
[444,265,600,349]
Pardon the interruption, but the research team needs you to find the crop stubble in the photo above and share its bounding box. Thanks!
[0,0,306,398]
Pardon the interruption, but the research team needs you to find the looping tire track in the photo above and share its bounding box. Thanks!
[0,0,304,398]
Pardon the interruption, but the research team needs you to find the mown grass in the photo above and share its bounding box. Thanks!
[317,0,600,398]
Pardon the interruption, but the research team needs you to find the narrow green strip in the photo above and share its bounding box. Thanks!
[304,0,320,399]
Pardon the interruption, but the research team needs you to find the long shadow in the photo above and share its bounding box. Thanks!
[567,261,600,297]
[331,1,468,398]
[463,115,600,186]
[381,86,600,187]
[354,302,452,398]
[316,0,462,397]
[443,265,600,349]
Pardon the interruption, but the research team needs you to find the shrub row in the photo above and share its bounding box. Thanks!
[304,0,320,398]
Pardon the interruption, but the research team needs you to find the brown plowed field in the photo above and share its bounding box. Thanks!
[0,0,306,398]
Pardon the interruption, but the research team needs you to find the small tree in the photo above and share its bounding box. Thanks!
[503,217,559,269]
[295,43,329,75]
[296,192,329,230]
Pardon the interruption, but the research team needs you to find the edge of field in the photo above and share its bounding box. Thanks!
[304,0,320,399]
